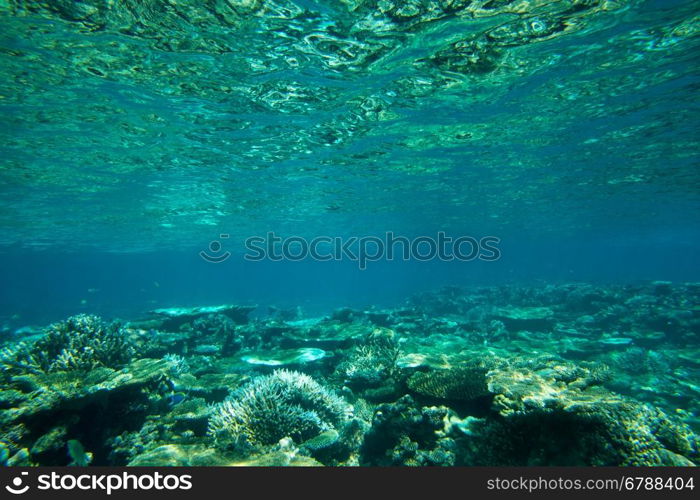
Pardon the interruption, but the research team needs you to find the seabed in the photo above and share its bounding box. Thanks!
[1,282,698,466]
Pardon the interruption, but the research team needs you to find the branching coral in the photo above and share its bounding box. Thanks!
[339,327,401,387]
[0,314,134,375]
[208,369,352,451]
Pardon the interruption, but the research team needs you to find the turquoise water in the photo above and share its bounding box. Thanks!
[0,0,699,466]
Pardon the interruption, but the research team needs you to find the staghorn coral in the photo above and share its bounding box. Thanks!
[339,327,401,387]
[162,354,191,376]
[1,314,134,375]
[208,370,352,452]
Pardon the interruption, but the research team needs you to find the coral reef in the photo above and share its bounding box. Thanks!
[208,370,353,453]
[0,283,698,466]
[338,327,401,383]
[149,305,255,331]
[453,356,698,466]
[1,314,134,375]
[406,365,493,417]
[335,327,404,402]
[185,313,243,356]
[0,358,172,466]
[361,395,456,466]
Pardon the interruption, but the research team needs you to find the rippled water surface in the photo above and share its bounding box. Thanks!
[1,0,698,250]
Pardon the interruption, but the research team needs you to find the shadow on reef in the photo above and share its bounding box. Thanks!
[0,282,698,466]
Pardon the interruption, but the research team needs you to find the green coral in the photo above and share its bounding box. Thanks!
[208,370,352,451]
[0,314,135,375]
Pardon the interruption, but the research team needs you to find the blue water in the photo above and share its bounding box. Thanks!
[2,229,699,328]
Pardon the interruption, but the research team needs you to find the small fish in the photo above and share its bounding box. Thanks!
[153,281,160,288]
[67,439,93,466]
[80,299,87,305]
[87,288,100,293]
[167,392,186,407]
